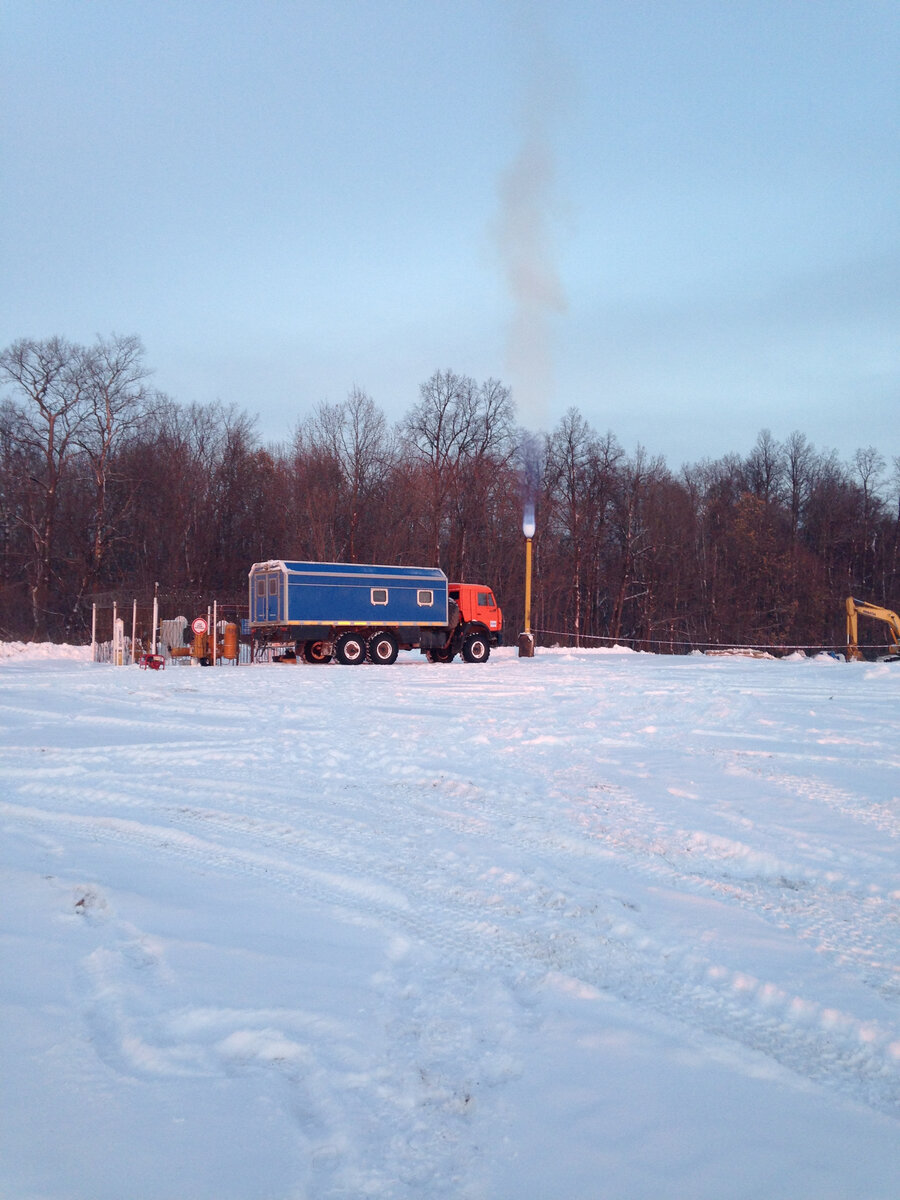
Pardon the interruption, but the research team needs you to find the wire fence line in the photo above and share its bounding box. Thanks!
[529,627,877,658]
[80,604,898,664]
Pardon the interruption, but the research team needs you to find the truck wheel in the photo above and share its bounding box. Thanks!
[335,632,367,665]
[303,640,333,664]
[462,633,490,663]
[368,631,398,665]
[426,648,455,663]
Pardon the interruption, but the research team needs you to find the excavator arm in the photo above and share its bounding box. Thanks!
[845,596,900,660]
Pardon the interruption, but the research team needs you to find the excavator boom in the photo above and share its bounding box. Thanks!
[845,596,900,660]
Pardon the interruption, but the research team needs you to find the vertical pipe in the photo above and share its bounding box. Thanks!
[131,599,138,665]
[212,600,217,666]
[524,538,533,635]
[91,603,97,662]
[112,601,118,665]
[151,583,159,654]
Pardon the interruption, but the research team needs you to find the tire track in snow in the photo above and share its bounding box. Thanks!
[738,763,900,839]
[13,801,508,1197]
[65,888,474,1199]
[5,658,900,1139]
[8,743,898,1022]
[7,775,900,1121]
[342,740,900,1121]
[393,761,900,1014]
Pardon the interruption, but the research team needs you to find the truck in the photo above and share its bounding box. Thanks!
[248,560,503,665]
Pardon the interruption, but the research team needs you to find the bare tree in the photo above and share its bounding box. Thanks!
[544,409,594,644]
[446,378,516,579]
[851,446,886,594]
[784,430,815,544]
[744,429,786,506]
[302,387,393,561]
[286,424,345,563]
[207,410,279,590]
[69,334,156,622]
[609,447,667,642]
[0,400,26,634]
[402,370,514,568]
[0,337,87,637]
[542,411,622,643]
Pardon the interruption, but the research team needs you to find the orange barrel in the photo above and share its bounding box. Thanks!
[223,622,239,661]
[192,631,208,659]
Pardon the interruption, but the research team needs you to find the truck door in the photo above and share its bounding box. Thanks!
[252,573,267,623]
[477,590,501,632]
[266,571,282,622]
[252,569,283,623]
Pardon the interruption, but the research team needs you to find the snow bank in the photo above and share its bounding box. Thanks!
[0,640,92,662]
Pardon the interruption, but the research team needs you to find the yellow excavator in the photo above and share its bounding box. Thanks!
[845,597,900,661]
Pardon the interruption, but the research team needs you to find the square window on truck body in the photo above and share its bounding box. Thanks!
[417,590,434,606]
[371,588,388,605]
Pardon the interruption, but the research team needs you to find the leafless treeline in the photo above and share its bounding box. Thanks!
[2,335,898,650]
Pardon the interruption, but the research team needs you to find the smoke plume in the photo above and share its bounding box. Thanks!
[495,77,567,432]
[519,429,544,518]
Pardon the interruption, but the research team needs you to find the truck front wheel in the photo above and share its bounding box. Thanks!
[462,633,490,663]
[368,631,398,665]
[335,632,367,665]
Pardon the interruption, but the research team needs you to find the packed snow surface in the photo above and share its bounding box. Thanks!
[1,645,898,1199]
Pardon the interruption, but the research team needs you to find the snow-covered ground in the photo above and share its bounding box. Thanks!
[1,644,898,1199]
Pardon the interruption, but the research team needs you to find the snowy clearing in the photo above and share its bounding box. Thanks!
[1,645,899,1199]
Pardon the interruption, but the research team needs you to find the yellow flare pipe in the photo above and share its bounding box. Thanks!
[524,537,533,635]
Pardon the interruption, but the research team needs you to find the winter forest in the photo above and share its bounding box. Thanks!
[1,334,898,650]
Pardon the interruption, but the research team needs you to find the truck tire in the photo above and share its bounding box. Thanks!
[302,639,332,664]
[462,633,490,663]
[335,632,367,665]
[368,631,399,665]
[426,648,455,663]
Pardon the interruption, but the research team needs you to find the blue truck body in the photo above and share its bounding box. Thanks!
[249,560,448,630]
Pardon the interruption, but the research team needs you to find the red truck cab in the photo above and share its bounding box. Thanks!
[450,583,503,642]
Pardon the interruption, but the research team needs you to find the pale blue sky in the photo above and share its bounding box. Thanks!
[2,1,898,468]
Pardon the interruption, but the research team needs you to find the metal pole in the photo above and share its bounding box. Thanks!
[151,583,159,654]
[131,599,138,665]
[91,603,97,662]
[518,532,536,658]
[212,600,217,666]
[524,537,533,634]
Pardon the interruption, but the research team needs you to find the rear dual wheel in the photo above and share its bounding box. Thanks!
[335,632,367,665]
[368,631,399,665]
